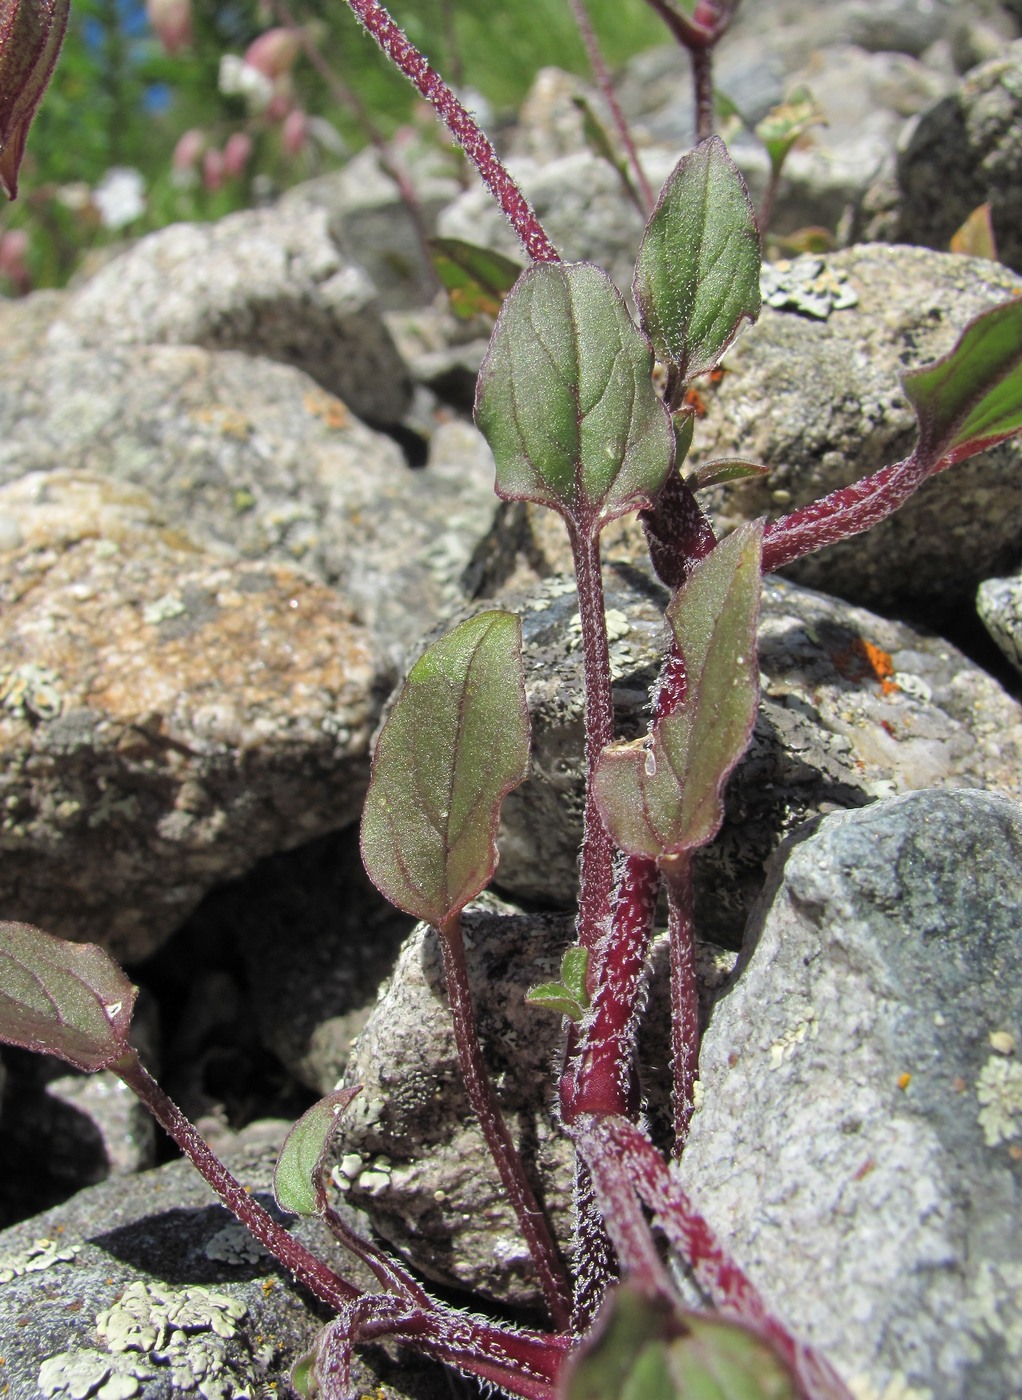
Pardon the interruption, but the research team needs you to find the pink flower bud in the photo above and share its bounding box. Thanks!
[243,26,300,80]
[0,0,71,199]
[222,131,252,178]
[265,87,293,123]
[146,0,191,55]
[172,127,205,171]
[202,146,225,192]
[281,107,308,157]
[0,225,30,291]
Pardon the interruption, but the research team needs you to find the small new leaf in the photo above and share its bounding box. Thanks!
[755,87,825,176]
[634,137,760,385]
[949,203,997,262]
[526,946,590,1022]
[902,299,1022,471]
[686,458,769,490]
[0,921,137,1071]
[560,1283,797,1400]
[475,261,674,533]
[360,611,530,927]
[594,521,763,859]
[274,1086,361,1218]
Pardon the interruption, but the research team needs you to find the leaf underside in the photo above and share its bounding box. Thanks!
[633,136,761,384]
[0,921,136,1071]
[595,520,763,858]
[475,260,674,531]
[360,611,530,927]
[274,1086,361,1218]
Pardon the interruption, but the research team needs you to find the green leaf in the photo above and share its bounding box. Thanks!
[429,237,523,320]
[901,299,1022,470]
[633,137,761,384]
[0,921,137,1072]
[288,1350,317,1398]
[360,611,530,926]
[594,521,763,859]
[560,1284,798,1400]
[686,458,769,490]
[475,261,674,532]
[525,946,590,1022]
[274,1087,360,1218]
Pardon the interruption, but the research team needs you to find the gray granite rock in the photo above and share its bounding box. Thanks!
[977,571,1022,677]
[0,472,377,962]
[490,569,1022,946]
[689,245,1022,614]
[0,342,501,666]
[857,40,1022,274]
[676,788,1022,1400]
[44,204,412,426]
[0,1123,450,1399]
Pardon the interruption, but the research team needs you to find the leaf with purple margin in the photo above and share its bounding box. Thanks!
[274,1086,361,1218]
[0,921,136,1071]
[633,137,760,384]
[360,611,530,927]
[902,299,1022,472]
[594,521,763,858]
[475,261,674,532]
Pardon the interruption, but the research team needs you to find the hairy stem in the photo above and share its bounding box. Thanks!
[439,915,572,1329]
[345,0,560,263]
[114,1052,359,1312]
[660,852,699,1154]
[690,44,715,142]
[568,521,617,966]
[568,0,655,212]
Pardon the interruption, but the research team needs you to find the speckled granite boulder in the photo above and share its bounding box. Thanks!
[977,571,1022,678]
[0,342,501,665]
[0,1123,450,1400]
[676,788,1022,1400]
[44,204,412,426]
[0,472,377,962]
[857,40,1022,275]
[490,569,1022,946]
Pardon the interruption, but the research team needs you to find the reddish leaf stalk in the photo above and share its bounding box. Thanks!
[569,1161,618,1331]
[761,453,926,572]
[600,1115,855,1400]
[660,852,699,1154]
[345,0,560,264]
[114,1052,360,1314]
[567,521,618,964]
[567,0,655,212]
[640,459,718,589]
[439,914,572,1329]
[321,1206,432,1306]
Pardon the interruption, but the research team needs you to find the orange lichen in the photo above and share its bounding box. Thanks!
[830,636,900,696]
[303,389,350,430]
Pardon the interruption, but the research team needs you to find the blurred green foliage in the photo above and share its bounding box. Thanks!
[1,0,666,291]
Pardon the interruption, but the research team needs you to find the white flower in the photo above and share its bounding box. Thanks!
[93,167,146,229]
[217,53,274,113]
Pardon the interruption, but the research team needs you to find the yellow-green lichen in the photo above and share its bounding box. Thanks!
[976,1056,1022,1147]
[0,665,64,721]
[0,1236,80,1283]
[38,1349,155,1399]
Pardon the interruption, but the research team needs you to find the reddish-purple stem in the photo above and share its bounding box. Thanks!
[114,1052,359,1313]
[321,1205,432,1306]
[660,852,699,1153]
[600,1115,855,1400]
[567,0,655,213]
[439,914,572,1329]
[640,457,718,588]
[761,454,926,572]
[345,0,560,264]
[690,45,715,143]
[567,521,618,964]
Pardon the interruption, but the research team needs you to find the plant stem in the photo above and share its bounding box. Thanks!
[567,521,616,966]
[345,0,560,264]
[438,915,572,1329]
[114,1052,359,1313]
[660,852,699,1154]
[690,44,715,142]
[568,0,655,213]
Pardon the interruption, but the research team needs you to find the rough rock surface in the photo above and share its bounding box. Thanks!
[44,205,412,426]
[0,340,501,664]
[0,473,377,962]
[676,788,1022,1400]
[491,569,1022,946]
[858,40,1022,274]
[0,1123,451,1399]
[977,572,1022,677]
[340,906,732,1308]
